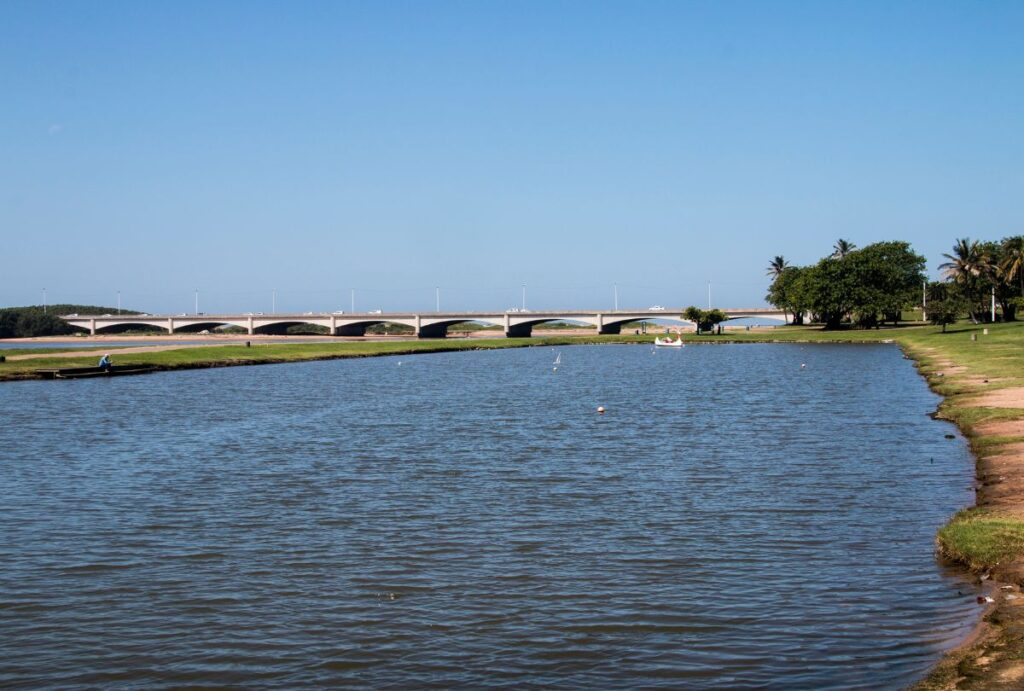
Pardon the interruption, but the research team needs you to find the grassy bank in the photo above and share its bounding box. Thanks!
[0,326,901,380]
[894,321,1024,690]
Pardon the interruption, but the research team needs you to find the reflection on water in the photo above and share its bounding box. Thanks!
[0,344,978,688]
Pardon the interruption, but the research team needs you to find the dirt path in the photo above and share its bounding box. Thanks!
[6,343,236,361]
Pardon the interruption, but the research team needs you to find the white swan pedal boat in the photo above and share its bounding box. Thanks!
[654,337,684,348]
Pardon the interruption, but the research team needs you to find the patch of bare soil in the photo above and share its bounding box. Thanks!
[969,387,1024,409]
[7,343,228,361]
[977,445,1024,519]
[976,420,1024,438]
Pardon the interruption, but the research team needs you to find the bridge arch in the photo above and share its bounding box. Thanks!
[173,320,249,334]
[723,313,789,323]
[92,320,180,334]
[416,318,504,338]
[252,320,330,335]
[327,319,419,337]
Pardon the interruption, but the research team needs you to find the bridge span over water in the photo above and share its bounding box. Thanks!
[62,308,789,339]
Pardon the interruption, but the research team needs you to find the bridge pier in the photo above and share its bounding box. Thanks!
[505,323,532,338]
[89,318,96,336]
[335,324,367,337]
[417,323,448,339]
[595,313,621,335]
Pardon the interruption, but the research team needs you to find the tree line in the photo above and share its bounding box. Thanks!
[765,236,1024,329]
[0,305,136,338]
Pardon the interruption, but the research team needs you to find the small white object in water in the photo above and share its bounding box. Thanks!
[597,406,605,414]
[800,363,806,369]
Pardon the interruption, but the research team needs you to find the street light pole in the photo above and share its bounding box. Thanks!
[436,286,440,312]
[42,288,46,314]
[707,281,712,309]
[117,291,121,315]
[522,284,526,311]
[614,283,618,311]
[350,288,355,313]
[195,289,199,316]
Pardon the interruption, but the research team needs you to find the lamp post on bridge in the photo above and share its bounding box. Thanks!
[194,289,199,316]
[522,284,526,311]
[436,286,440,312]
[614,282,618,311]
[117,291,121,315]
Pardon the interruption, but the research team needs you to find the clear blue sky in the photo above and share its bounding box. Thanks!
[2,1,1021,313]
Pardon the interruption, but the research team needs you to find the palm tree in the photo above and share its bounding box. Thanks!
[940,238,989,322]
[832,239,857,258]
[1001,235,1024,298]
[766,255,789,278]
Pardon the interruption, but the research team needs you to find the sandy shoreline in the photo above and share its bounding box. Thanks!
[908,341,1024,690]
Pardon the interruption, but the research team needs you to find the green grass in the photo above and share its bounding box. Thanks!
[937,508,1024,571]
[0,335,645,380]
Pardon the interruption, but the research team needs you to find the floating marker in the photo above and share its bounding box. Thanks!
[800,363,806,369]
[597,406,606,414]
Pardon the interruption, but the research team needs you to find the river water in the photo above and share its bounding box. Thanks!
[0,344,979,688]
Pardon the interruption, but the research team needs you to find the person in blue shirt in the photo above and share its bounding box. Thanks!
[98,354,112,371]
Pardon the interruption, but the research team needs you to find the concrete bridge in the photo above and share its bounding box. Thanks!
[61,308,789,339]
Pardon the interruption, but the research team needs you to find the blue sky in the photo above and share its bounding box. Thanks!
[2,1,1021,313]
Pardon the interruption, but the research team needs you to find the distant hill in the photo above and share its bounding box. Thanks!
[0,305,143,338]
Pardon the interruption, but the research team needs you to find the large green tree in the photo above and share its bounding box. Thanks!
[800,257,860,329]
[847,241,926,326]
[682,307,728,333]
[765,265,809,325]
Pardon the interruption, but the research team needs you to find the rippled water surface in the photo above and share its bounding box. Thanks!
[0,344,978,688]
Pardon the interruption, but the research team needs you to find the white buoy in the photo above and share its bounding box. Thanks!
[597,406,606,414]
[800,363,806,369]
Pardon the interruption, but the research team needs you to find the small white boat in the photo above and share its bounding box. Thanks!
[654,336,684,348]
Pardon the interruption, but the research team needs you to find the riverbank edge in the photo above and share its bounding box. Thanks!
[903,336,1024,691]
